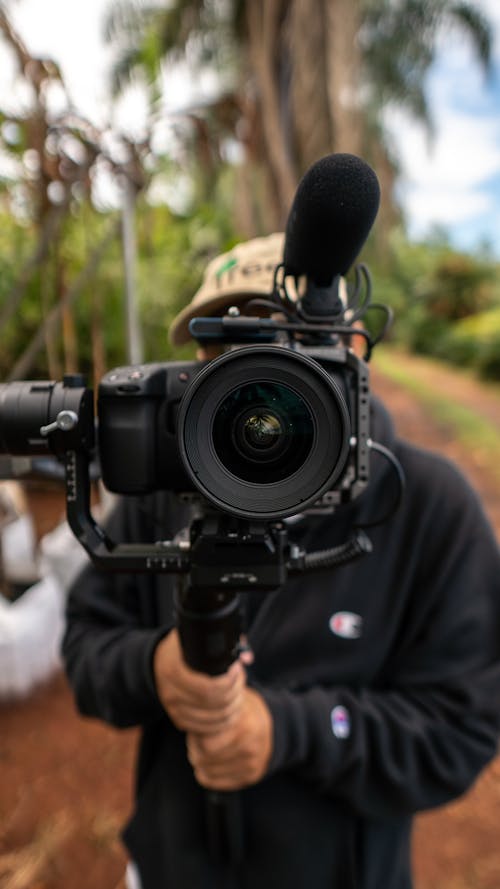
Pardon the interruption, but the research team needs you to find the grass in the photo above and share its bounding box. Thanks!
[374,347,500,485]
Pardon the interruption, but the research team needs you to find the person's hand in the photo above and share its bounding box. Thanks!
[186,687,273,791]
[153,628,246,734]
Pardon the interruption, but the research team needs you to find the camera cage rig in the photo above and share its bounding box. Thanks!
[0,259,403,601]
[0,258,405,680]
[12,262,399,657]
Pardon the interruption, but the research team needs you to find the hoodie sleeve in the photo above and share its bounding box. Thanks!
[61,497,173,729]
[258,456,500,818]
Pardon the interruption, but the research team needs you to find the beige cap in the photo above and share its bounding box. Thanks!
[169,232,285,346]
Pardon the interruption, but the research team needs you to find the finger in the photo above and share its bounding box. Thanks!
[187,727,236,759]
[194,743,266,785]
[165,667,245,713]
[174,700,242,734]
[187,734,253,775]
[191,764,252,792]
[176,679,245,716]
[177,715,235,735]
[175,660,245,703]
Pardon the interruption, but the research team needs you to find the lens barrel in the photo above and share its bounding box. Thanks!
[0,380,93,456]
[178,346,351,520]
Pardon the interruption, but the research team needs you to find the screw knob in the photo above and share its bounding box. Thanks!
[40,410,78,438]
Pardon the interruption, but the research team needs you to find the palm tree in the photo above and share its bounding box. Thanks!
[105,0,493,233]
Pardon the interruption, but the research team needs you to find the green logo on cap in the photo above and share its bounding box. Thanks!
[216,257,238,280]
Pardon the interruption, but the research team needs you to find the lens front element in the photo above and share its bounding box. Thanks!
[242,411,283,448]
[179,346,350,520]
[213,382,314,483]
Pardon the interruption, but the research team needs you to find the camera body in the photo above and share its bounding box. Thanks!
[97,359,201,495]
[96,342,370,520]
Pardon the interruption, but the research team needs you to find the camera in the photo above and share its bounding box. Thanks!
[97,342,369,521]
[0,331,369,521]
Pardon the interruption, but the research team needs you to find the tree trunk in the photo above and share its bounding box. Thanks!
[40,259,61,381]
[288,0,332,170]
[91,286,107,392]
[60,266,79,374]
[121,177,143,365]
[367,137,401,262]
[8,220,120,381]
[0,201,70,332]
[324,0,364,155]
[246,0,298,226]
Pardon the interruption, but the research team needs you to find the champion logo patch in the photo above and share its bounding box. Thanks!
[329,611,363,639]
[331,705,351,739]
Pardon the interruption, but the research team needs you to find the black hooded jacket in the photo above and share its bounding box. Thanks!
[62,398,500,889]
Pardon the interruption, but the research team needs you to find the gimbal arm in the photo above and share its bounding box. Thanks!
[64,448,191,574]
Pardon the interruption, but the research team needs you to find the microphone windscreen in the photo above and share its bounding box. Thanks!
[283,154,380,284]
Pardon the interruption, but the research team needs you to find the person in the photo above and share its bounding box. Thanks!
[62,233,500,889]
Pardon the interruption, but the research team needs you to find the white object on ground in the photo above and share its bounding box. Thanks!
[0,521,89,701]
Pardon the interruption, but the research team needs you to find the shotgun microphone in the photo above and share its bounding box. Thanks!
[283,153,380,286]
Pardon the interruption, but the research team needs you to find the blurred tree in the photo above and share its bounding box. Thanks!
[371,229,499,358]
[422,253,496,321]
[0,5,157,378]
[105,0,492,234]
[0,6,102,376]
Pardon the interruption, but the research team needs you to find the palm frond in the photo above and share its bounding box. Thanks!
[449,2,492,71]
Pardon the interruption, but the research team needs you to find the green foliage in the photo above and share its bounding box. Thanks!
[362,0,492,133]
[418,252,496,319]
[0,187,240,381]
[438,307,500,380]
[1,170,497,387]
[368,230,500,380]
[0,209,121,379]
[136,196,240,364]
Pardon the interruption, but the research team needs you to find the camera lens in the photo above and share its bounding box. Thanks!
[212,382,314,483]
[179,346,351,520]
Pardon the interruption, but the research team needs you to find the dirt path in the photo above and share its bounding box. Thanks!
[371,363,500,536]
[0,354,499,889]
[377,349,500,431]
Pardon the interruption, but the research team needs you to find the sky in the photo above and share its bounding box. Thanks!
[0,0,499,257]
[386,0,500,256]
